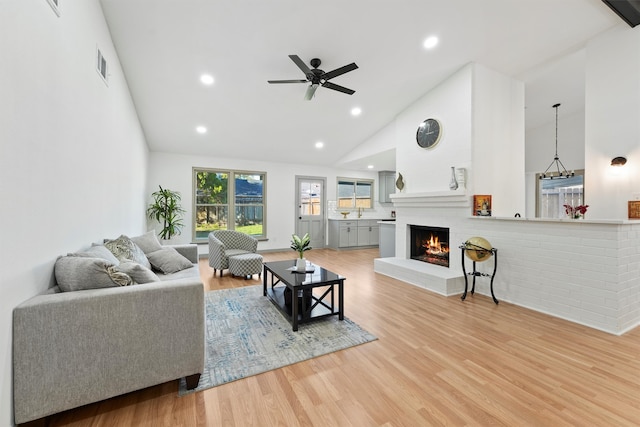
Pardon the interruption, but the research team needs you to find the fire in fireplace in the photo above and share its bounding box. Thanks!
[410,225,450,267]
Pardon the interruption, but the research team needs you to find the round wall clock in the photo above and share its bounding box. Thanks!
[416,118,442,149]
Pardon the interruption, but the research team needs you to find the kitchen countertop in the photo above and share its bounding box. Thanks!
[329,218,394,221]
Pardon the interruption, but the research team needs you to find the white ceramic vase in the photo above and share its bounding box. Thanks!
[449,166,458,190]
[296,258,306,272]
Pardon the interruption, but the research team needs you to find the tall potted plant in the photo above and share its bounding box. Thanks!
[147,185,185,240]
[290,233,312,271]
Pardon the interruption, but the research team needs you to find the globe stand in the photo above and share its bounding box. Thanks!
[459,246,499,304]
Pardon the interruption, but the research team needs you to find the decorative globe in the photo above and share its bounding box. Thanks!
[464,236,493,262]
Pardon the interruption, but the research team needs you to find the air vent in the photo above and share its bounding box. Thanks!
[46,0,60,16]
[96,47,109,86]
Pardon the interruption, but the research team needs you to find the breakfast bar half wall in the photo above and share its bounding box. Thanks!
[376,214,640,335]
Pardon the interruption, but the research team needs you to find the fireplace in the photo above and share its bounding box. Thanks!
[409,225,450,267]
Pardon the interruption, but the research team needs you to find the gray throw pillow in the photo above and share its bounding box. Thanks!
[147,247,193,274]
[116,260,161,284]
[130,230,163,255]
[104,235,151,270]
[72,244,121,266]
[55,256,133,292]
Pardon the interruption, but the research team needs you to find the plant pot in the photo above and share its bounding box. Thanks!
[296,258,306,272]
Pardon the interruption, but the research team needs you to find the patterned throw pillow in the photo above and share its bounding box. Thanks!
[55,256,133,292]
[104,235,151,270]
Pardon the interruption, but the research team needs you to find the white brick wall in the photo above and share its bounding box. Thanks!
[383,197,640,335]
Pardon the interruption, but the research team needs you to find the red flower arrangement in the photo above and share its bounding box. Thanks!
[564,204,589,219]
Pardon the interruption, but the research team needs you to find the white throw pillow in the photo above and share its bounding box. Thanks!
[116,260,161,284]
[147,247,193,274]
[130,230,163,255]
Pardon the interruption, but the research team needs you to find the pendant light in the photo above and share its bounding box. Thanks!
[539,103,574,180]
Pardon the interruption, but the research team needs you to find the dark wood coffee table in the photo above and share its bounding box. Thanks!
[262,260,345,331]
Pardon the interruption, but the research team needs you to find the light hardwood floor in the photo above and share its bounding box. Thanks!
[37,248,640,426]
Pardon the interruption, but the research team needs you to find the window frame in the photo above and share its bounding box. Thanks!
[193,167,267,242]
[337,177,374,209]
[535,169,585,218]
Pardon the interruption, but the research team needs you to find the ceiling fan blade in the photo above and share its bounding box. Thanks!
[289,55,312,76]
[304,83,319,100]
[322,62,358,81]
[268,79,308,84]
[322,81,355,95]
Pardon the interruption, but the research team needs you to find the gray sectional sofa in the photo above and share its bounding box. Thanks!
[13,232,205,424]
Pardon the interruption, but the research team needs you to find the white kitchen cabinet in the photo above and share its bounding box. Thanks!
[378,171,396,204]
[328,219,380,248]
[328,220,357,248]
[357,220,379,246]
[378,221,396,257]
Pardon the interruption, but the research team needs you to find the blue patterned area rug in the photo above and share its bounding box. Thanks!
[178,285,377,395]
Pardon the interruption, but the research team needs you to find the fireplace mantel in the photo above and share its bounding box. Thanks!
[390,190,470,208]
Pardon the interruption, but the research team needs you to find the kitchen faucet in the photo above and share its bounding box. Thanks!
[357,207,362,218]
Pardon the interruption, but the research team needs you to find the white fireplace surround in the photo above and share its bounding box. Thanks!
[374,192,640,336]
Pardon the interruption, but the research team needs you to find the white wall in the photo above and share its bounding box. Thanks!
[0,1,148,424]
[337,120,396,166]
[395,64,474,194]
[472,64,526,217]
[393,63,525,216]
[585,25,640,220]
[148,152,387,254]
[525,109,585,174]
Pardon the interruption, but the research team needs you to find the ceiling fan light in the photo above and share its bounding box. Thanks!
[304,83,319,100]
[269,55,357,100]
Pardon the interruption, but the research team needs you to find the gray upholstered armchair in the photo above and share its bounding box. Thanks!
[208,230,258,276]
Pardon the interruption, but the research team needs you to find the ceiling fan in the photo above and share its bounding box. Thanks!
[268,55,358,100]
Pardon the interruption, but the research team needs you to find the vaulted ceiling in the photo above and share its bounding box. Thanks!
[99,0,620,171]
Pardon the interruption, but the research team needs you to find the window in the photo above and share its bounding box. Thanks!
[337,177,373,209]
[535,170,584,218]
[193,168,266,241]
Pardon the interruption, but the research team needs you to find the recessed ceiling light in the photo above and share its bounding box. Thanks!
[315,141,324,149]
[200,74,214,85]
[423,36,439,49]
[367,165,374,169]
[351,107,362,116]
[196,126,207,134]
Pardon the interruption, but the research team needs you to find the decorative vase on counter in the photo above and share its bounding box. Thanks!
[449,166,459,190]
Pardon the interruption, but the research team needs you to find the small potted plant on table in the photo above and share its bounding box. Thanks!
[290,233,312,272]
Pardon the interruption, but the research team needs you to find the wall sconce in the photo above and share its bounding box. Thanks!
[611,156,627,166]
